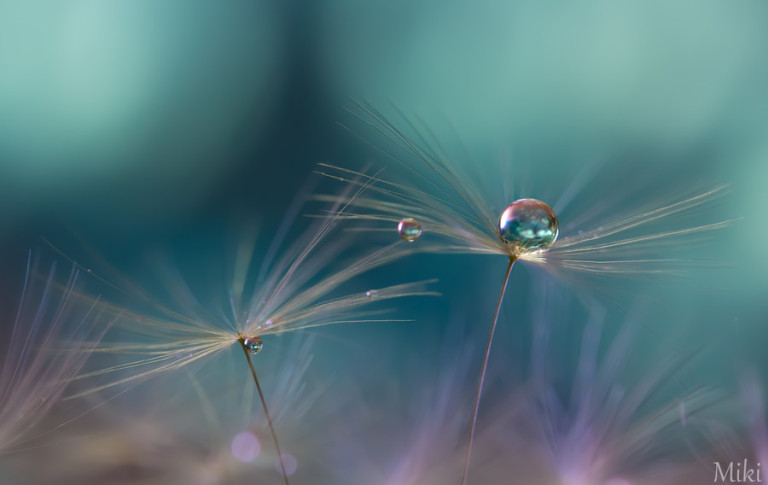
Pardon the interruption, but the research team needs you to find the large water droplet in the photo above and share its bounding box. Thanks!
[397,218,422,242]
[243,336,264,354]
[498,199,558,253]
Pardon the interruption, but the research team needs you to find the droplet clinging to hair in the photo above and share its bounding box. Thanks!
[498,199,558,253]
[397,218,422,242]
[243,336,264,354]
[365,289,379,299]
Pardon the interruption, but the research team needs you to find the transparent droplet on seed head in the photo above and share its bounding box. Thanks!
[365,289,379,299]
[498,198,558,253]
[243,336,263,354]
[397,218,422,242]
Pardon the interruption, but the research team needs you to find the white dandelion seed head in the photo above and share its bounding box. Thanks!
[0,252,104,453]
[4,332,325,484]
[488,291,718,485]
[62,180,437,399]
[320,104,729,289]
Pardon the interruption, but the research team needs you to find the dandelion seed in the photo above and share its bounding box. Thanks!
[0,252,103,453]
[319,102,729,485]
[397,217,423,242]
[500,292,718,485]
[8,335,322,484]
[58,181,438,485]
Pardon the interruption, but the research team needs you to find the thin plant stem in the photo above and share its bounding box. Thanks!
[239,340,290,485]
[461,256,515,485]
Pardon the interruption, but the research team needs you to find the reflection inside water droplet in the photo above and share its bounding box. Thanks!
[243,336,263,354]
[397,218,422,242]
[498,199,558,254]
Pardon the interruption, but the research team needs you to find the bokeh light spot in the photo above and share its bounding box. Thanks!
[274,453,298,476]
[231,431,261,463]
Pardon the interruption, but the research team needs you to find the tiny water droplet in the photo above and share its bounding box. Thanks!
[265,319,273,327]
[243,336,263,354]
[397,218,422,242]
[498,199,558,253]
[365,289,379,299]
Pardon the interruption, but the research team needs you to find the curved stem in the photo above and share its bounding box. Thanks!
[460,256,515,485]
[239,340,290,485]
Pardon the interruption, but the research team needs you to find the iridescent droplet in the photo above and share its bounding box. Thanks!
[397,218,422,242]
[365,289,379,299]
[243,336,264,354]
[498,199,558,253]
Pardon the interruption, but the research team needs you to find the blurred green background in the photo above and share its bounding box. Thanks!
[0,0,766,468]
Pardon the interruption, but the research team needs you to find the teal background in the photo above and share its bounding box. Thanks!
[0,1,766,482]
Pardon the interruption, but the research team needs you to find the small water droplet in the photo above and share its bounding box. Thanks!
[679,401,687,426]
[243,336,263,354]
[498,199,558,253]
[265,319,273,327]
[397,218,422,242]
[365,289,379,299]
